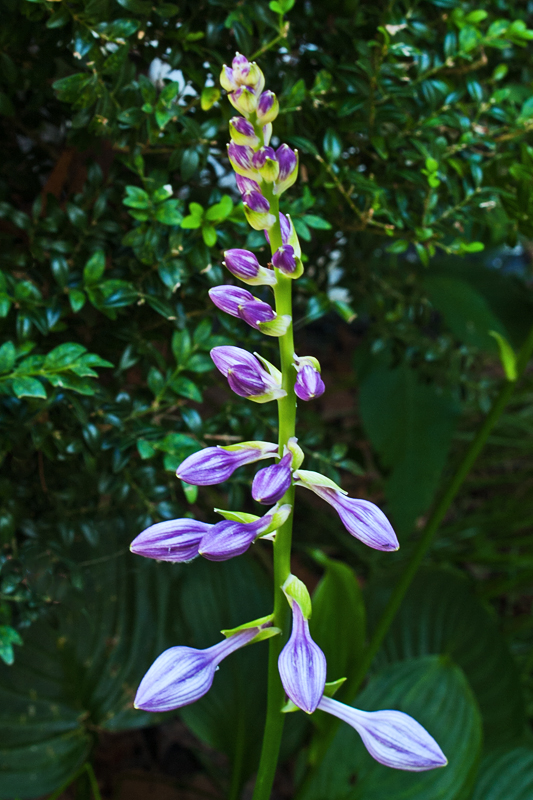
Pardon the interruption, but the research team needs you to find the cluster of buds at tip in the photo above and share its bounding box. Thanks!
[131,51,446,779]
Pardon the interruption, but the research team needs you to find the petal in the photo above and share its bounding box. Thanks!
[252,452,292,504]
[318,697,448,772]
[210,345,260,376]
[199,518,261,561]
[209,285,255,317]
[330,494,399,552]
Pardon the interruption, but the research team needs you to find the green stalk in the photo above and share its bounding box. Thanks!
[252,193,297,800]
[297,321,533,796]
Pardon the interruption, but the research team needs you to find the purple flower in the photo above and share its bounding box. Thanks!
[244,191,270,213]
[229,117,259,147]
[278,601,326,714]
[272,245,297,274]
[256,90,279,124]
[199,503,291,561]
[211,345,286,403]
[135,627,262,712]
[318,697,447,771]
[252,452,292,504]
[223,249,276,286]
[228,86,259,117]
[130,518,211,563]
[176,440,278,486]
[294,470,399,551]
[295,364,325,401]
[227,142,259,180]
[236,174,261,197]
[208,286,290,337]
[252,146,280,182]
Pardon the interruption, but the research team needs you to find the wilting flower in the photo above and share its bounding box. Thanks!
[199,503,291,561]
[135,625,264,712]
[229,117,260,147]
[278,600,326,714]
[131,518,212,563]
[318,696,447,772]
[293,355,325,400]
[177,440,278,486]
[294,469,399,551]
[211,345,286,403]
[252,451,293,504]
[223,248,276,286]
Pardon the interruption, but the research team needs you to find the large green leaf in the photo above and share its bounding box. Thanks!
[300,655,482,800]
[359,362,459,534]
[365,568,525,747]
[309,552,366,683]
[471,747,533,800]
[0,547,178,798]
[423,274,509,352]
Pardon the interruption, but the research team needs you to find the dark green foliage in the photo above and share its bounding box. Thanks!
[0,0,533,795]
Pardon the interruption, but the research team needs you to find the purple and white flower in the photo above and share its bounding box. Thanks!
[209,285,290,337]
[229,117,260,148]
[278,600,327,714]
[252,451,293,504]
[130,518,212,563]
[227,142,260,180]
[252,146,280,182]
[220,53,265,95]
[273,144,299,195]
[177,440,278,486]
[223,249,277,287]
[211,345,286,403]
[318,697,447,771]
[293,355,325,400]
[256,90,279,125]
[294,469,399,551]
[199,502,292,561]
[135,625,264,712]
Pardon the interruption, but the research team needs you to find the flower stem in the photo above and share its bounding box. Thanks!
[297,321,533,796]
[252,194,297,800]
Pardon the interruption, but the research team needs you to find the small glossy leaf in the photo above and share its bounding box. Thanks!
[12,377,46,399]
[83,250,105,284]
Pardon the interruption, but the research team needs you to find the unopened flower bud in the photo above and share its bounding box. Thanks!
[231,54,265,94]
[256,91,279,125]
[135,627,263,712]
[318,697,447,771]
[244,202,276,231]
[294,469,399,551]
[278,599,326,714]
[131,518,212,563]
[252,451,293,504]
[293,355,325,400]
[273,144,299,196]
[224,249,276,286]
[229,86,259,117]
[252,146,280,182]
[199,502,291,561]
[227,142,260,180]
[211,345,286,403]
[236,174,261,197]
[272,244,304,279]
[176,440,278,485]
[229,117,260,147]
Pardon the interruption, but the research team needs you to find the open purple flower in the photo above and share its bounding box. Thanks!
[177,441,278,486]
[252,451,292,504]
[223,248,276,286]
[294,470,399,551]
[130,518,212,563]
[199,503,291,561]
[278,600,326,714]
[211,346,286,403]
[135,626,263,712]
[318,697,447,771]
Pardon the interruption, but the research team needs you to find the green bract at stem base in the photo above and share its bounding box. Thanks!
[251,192,297,800]
[295,320,533,798]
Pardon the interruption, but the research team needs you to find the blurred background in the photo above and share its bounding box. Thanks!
[1,0,533,798]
